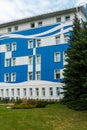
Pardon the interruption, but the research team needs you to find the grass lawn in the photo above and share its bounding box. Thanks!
[0,103,87,130]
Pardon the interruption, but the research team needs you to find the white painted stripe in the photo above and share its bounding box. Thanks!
[0,21,72,40]
[0,44,6,53]
[5,51,12,59]
[16,56,28,65]
[28,65,33,72]
[33,48,36,55]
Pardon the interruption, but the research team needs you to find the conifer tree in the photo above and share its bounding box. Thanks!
[62,14,87,110]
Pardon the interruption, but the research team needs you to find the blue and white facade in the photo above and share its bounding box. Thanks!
[0,6,86,100]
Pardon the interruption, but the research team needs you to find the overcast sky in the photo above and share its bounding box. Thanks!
[0,0,87,23]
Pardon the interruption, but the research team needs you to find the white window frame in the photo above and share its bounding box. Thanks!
[36,39,41,47]
[12,58,16,66]
[56,87,60,96]
[54,70,60,79]
[55,35,60,44]
[54,52,60,62]
[5,58,10,67]
[11,89,14,97]
[1,89,4,97]
[36,55,41,64]
[8,27,11,32]
[38,21,42,27]
[56,17,61,23]
[11,73,16,82]
[6,89,9,97]
[28,40,33,49]
[49,87,53,96]
[64,51,68,61]
[65,15,70,21]
[29,56,33,65]
[6,44,10,52]
[42,88,46,96]
[14,26,18,31]
[17,88,20,96]
[64,34,69,43]
[4,73,9,82]
[23,88,26,96]
[12,42,16,51]
[29,88,33,96]
[35,88,39,96]
[36,71,40,80]
[28,72,33,80]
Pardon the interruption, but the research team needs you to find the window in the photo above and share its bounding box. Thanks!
[56,87,60,96]
[12,58,16,66]
[28,40,33,48]
[64,52,67,61]
[11,89,14,96]
[36,71,40,80]
[14,26,18,31]
[30,23,35,28]
[12,42,16,51]
[56,35,60,44]
[54,52,60,62]
[56,17,61,23]
[23,88,26,96]
[36,55,41,64]
[35,88,39,96]
[29,88,32,96]
[1,89,4,97]
[64,34,69,43]
[4,73,9,82]
[65,15,70,21]
[17,88,20,96]
[11,73,16,82]
[55,70,60,79]
[49,87,53,96]
[38,21,42,27]
[29,56,33,65]
[6,89,9,97]
[36,39,41,47]
[5,59,10,67]
[8,27,11,32]
[42,88,45,96]
[28,72,33,80]
[6,44,10,52]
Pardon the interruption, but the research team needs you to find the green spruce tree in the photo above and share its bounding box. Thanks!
[62,14,87,110]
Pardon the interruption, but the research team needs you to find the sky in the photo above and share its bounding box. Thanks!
[0,0,87,24]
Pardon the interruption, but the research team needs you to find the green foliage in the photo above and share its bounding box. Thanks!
[15,98,22,104]
[63,14,87,110]
[36,100,47,108]
[12,103,34,109]
[12,99,48,109]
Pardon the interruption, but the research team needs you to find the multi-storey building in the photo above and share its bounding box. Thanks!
[0,5,86,100]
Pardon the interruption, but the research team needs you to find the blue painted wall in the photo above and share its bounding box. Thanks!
[0,23,70,83]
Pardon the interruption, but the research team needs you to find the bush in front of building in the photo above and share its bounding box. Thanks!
[36,100,48,108]
[12,99,48,109]
[12,103,34,109]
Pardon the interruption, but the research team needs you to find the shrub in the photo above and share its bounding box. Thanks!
[36,100,47,108]
[15,98,22,104]
[12,103,35,109]
[12,99,48,109]
[27,99,37,106]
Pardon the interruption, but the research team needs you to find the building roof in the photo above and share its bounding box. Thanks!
[0,6,85,28]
